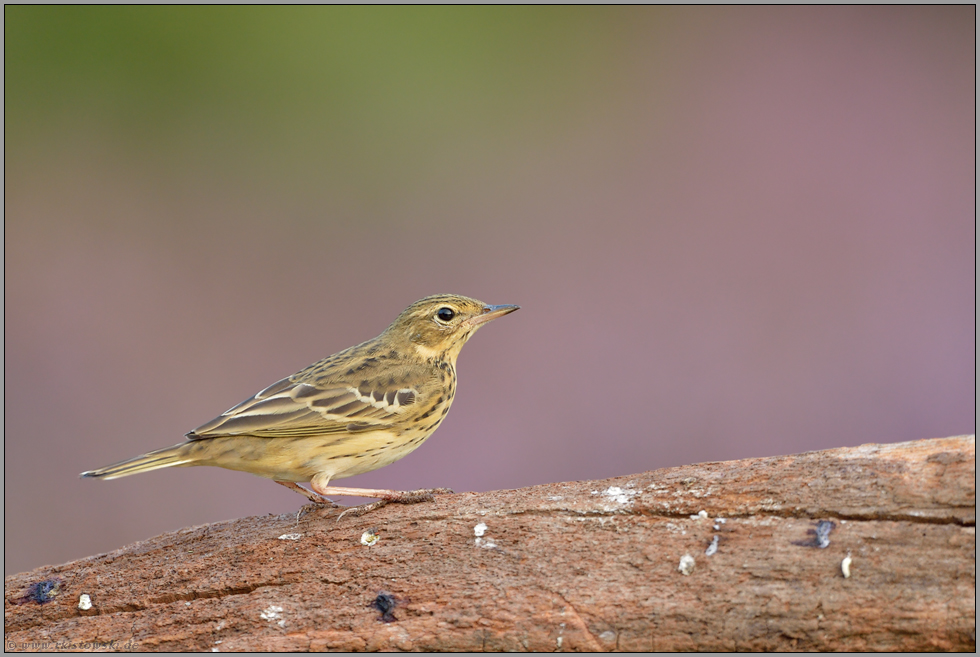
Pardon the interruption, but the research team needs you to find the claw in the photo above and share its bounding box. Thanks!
[333,487,452,521]
[337,500,389,521]
[296,499,339,522]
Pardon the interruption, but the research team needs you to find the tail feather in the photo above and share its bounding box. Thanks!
[81,443,194,480]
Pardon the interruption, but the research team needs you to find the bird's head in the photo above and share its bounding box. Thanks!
[385,294,519,362]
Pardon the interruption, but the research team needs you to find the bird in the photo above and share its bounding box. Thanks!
[81,294,519,517]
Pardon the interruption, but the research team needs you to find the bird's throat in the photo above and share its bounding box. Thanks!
[412,342,444,361]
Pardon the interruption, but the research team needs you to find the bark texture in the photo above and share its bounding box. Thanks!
[5,435,975,652]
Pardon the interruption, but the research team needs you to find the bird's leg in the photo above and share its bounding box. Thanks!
[276,481,338,506]
[316,485,455,502]
[309,483,454,520]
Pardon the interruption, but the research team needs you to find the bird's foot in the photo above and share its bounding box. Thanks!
[296,499,340,522]
[336,499,389,520]
[276,481,339,520]
[332,487,454,521]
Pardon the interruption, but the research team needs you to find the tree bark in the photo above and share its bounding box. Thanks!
[5,435,975,652]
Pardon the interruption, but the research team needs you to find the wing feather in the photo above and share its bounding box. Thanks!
[187,374,422,440]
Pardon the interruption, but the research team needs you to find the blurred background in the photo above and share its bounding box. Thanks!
[5,6,975,575]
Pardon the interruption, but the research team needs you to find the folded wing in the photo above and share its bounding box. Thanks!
[187,376,419,440]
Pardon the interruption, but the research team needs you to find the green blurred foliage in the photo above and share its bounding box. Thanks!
[6,6,637,198]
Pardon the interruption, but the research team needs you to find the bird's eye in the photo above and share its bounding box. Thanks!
[436,307,456,322]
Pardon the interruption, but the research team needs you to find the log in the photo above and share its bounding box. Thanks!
[4,435,975,652]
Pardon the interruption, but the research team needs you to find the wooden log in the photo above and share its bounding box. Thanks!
[4,435,975,652]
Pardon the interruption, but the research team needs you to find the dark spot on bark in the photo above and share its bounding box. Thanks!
[792,520,835,548]
[369,592,399,623]
[15,579,62,605]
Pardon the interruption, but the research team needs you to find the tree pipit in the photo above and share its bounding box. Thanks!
[82,294,519,517]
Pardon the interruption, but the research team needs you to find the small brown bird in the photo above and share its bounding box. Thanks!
[82,294,519,516]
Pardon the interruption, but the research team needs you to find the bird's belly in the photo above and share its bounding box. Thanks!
[189,430,432,483]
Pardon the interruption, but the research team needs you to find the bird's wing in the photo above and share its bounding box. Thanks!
[187,374,422,440]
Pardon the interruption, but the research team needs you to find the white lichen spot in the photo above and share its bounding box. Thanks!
[548,496,563,501]
[678,553,696,575]
[361,530,380,546]
[603,486,638,505]
[260,605,284,621]
[277,619,286,628]
[278,533,303,541]
[705,535,720,557]
[473,522,498,548]
[592,486,640,511]
[813,520,835,548]
[841,554,852,578]
[77,594,92,611]
[598,630,617,645]
[556,636,563,649]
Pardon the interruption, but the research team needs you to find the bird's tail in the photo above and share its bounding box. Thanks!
[80,443,195,480]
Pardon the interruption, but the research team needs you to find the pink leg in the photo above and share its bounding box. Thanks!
[307,483,454,520]
[276,481,337,506]
[311,485,454,502]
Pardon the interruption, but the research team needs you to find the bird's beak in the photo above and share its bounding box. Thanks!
[465,304,520,328]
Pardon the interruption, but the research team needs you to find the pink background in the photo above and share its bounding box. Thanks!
[5,6,975,574]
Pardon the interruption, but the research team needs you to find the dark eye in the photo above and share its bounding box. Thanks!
[436,307,455,322]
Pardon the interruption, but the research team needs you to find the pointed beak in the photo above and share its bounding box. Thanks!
[465,303,520,328]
